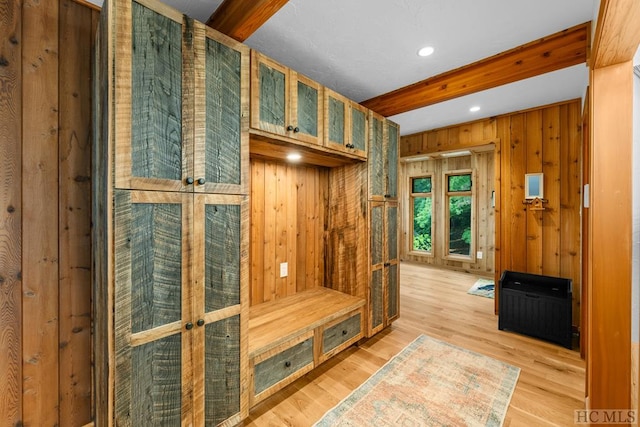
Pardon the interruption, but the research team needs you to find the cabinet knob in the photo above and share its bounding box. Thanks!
[186,177,194,185]
[342,330,348,335]
[284,361,291,368]
[384,262,391,267]
[197,319,205,327]
[384,194,391,198]
[293,127,300,133]
[185,322,194,330]
[287,125,294,131]
[197,178,205,185]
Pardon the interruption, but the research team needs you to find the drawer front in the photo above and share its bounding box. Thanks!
[254,337,314,395]
[322,313,361,355]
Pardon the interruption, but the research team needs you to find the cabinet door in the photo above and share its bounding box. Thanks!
[117,1,188,192]
[369,112,385,200]
[386,121,399,200]
[324,89,349,152]
[291,72,323,145]
[114,190,192,425]
[251,52,288,137]
[193,194,248,425]
[369,202,385,336]
[195,26,249,195]
[349,102,369,158]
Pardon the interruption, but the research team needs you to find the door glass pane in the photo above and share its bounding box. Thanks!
[412,177,432,193]
[131,334,182,426]
[371,269,383,329]
[131,2,182,181]
[205,316,240,425]
[448,174,472,192]
[130,203,182,333]
[351,108,366,151]
[205,204,240,312]
[206,37,241,185]
[370,117,384,196]
[449,195,472,256]
[328,97,345,144]
[412,197,432,252]
[387,206,397,260]
[297,81,318,137]
[259,63,285,127]
[387,124,398,197]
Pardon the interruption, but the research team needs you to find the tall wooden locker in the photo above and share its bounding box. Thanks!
[93,0,249,425]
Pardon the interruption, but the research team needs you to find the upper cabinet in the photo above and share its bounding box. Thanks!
[369,112,399,200]
[114,5,249,195]
[250,51,323,146]
[324,88,368,159]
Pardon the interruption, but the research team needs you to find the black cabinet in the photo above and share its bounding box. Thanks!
[498,270,572,349]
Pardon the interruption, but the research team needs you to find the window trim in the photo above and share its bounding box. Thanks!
[408,174,434,257]
[443,169,475,261]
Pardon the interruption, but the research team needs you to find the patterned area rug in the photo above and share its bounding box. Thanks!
[314,335,520,427]
[467,278,495,299]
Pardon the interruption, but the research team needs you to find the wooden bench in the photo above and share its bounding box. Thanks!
[248,287,366,406]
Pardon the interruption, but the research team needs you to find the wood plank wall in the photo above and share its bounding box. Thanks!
[400,99,582,328]
[250,158,328,306]
[400,152,495,276]
[0,1,97,425]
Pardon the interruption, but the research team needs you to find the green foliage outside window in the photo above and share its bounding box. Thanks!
[413,197,432,252]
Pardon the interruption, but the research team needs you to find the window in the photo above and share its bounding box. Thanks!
[410,176,432,253]
[446,172,473,258]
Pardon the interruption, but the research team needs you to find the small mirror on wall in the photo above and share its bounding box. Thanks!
[525,173,544,199]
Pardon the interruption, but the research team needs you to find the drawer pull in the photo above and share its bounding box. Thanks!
[342,330,348,335]
[185,177,194,185]
[196,319,205,327]
[284,361,291,368]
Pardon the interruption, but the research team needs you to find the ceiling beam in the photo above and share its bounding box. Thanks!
[207,0,289,42]
[361,22,590,117]
[591,0,640,68]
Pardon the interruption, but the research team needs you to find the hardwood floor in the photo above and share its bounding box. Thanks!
[243,262,585,426]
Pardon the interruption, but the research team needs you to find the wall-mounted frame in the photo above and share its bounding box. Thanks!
[525,173,544,199]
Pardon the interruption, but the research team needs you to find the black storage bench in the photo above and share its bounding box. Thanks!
[498,270,572,349]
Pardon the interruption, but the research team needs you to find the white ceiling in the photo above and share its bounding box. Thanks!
[88,0,598,135]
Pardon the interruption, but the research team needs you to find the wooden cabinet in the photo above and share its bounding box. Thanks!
[368,201,399,336]
[368,113,400,336]
[369,112,399,201]
[251,51,323,145]
[324,88,368,159]
[94,1,249,425]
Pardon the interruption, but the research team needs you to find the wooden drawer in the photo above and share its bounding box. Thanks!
[319,310,363,363]
[251,331,314,405]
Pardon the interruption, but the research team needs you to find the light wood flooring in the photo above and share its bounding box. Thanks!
[243,262,585,426]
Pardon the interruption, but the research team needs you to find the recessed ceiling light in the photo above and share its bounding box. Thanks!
[469,106,481,112]
[417,46,435,57]
[287,153,302,162]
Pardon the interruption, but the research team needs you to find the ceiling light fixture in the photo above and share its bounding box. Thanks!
[287,153,302,162]
[469,106,481,112]
[417,46,435,57]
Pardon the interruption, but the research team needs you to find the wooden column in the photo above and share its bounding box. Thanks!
[587,61,633,410]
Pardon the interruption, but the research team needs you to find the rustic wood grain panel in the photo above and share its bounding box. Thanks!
[369,113,384,199]
[387,121,399,199]
[263,161,277,302]
[387,205,398,261]
[130,202,183,333]
[295,78,319,138]
[387,264,399,321]
[525,109,543,274]
[22,0,60,424]
[205,316,241,425]
[370,204,384,267]
[591,0,640,68]
[509,114,527,272]
[305,168,318,288]
[351,105,367,153]
[58,0,92,424]
[327,96,345,145]
[275,162,288,298]
[559,103,581,331]
[285,166,297,297]
[362,23,589,117]
[326,163,368,299]
[0,0,22,423]
[254,337,313,395]
[204,36,242,186]
[542,106,561,277]
[205,204,241,310]
[131,334,182,426]
[322,313,361,354]
[370,268,384,335]
[258,62,286,130]
[131,2,183,182]
[295,168,308,292]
